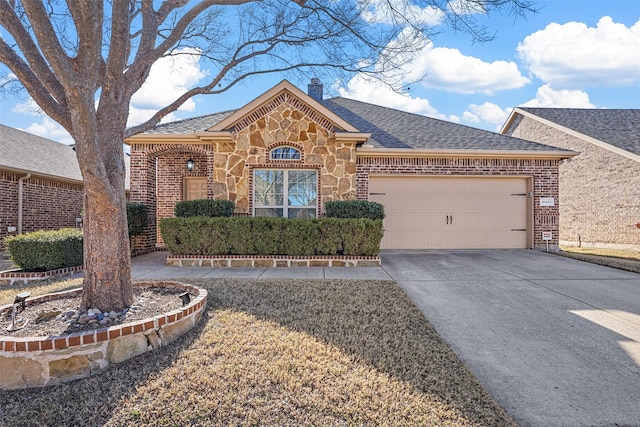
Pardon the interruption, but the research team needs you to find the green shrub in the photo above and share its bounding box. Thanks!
[325,200,385,220]
[160,217,383,256]
[175,199,235,218]
[127,202,148,237]
[5,228,83,271]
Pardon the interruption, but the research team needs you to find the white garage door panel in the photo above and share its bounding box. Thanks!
[370,176,529,249]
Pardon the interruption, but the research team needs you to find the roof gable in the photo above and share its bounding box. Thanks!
[503,108,640,160]
[208,80,359,133]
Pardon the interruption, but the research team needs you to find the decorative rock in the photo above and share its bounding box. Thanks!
[87,319,98,325]
[85,314,97,321]
[99,319,108,326]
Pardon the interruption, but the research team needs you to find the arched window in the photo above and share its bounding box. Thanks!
[270,146,301,160]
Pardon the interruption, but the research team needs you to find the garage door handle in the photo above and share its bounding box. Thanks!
[446,215,453,225]
[511,229,526,231]
[369,192,385,196]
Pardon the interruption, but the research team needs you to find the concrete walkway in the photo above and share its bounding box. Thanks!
[132,251,393,280]
[131,250,640,427]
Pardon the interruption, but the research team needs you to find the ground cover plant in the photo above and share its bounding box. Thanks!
[0,278,516,426]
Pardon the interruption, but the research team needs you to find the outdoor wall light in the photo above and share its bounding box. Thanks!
[186,157,195,172]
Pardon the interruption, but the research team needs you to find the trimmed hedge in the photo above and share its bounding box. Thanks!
[5,228,83,271]
[175,199,235,218]
[325,200,385,220]
[160,217,383,256]
[127,202,148,237]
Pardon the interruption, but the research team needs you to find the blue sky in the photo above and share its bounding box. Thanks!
[1,0,639,144]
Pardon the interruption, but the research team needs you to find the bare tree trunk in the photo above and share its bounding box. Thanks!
[78,130,133,312]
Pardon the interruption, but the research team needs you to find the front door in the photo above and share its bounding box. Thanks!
[184,177,208,200]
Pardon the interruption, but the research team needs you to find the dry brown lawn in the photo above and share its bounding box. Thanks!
[560,246,640,261]
[0,278,516,426]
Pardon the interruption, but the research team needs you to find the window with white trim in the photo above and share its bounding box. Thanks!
[253,169,317,219]
[270,146,301,160]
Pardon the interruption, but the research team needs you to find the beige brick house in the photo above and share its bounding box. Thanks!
[126,80,574,252]
[502,108,640,250]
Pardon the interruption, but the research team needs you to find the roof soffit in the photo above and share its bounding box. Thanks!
[207,80,361,134]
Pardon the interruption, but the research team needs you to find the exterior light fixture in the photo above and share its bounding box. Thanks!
[186,157,195,172]
[14,292,30,310]
[179,292,191,306]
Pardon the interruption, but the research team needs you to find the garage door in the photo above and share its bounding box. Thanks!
[369,176,530,249]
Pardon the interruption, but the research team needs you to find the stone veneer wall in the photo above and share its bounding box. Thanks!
[510,117,640,248]
[356,156,561,250]
[129,95,358,251]
[213,97,357,214]
[0,171,83,250]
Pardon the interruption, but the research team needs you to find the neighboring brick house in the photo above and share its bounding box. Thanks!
[0,125,84,249]
[0,125,130,250]
[502,108,640,250]
[126,80,574,253]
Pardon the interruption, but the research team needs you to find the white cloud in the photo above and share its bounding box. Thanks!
[359,0,444,26]
[12,98,44,116]
[338,74,458,122]
[517,17,640,88]
[465,102,511,125]
[130,47,207,112]
[127,106,178,128]
[408,45,530,94]
[24,117,74,145]
[521,84,595,108]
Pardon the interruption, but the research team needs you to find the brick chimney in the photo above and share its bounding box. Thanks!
[307,78,323,101]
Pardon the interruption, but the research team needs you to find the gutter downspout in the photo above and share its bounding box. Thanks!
[17,173,31,234]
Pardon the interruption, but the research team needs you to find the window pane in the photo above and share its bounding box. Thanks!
[287,171,317,207]
[254,170,283,206]
[288,208,316,219]
[271,147,301,160]
[255,208,284,217]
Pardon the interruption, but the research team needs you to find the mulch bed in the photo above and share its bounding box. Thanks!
[0,286,183,338]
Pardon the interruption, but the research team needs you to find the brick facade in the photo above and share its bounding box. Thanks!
[0,171,83,250]
[356,156,561,250]
[510,116,640,249]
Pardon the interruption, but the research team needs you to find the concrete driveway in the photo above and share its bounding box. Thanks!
[382,250,640,427]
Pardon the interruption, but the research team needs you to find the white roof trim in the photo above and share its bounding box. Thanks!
[356,146,577,160]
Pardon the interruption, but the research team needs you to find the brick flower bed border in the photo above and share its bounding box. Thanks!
[0,281,207,390]
[0,265,83,286]
[166,254,381,268]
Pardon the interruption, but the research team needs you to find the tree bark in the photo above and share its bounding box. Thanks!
[78,130,133,312]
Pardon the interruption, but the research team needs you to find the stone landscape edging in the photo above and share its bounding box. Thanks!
[166,254,381,267]
[0,281,207,390]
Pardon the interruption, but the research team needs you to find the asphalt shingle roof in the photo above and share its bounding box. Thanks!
[519,108,640,157]
[141,96,567,153]
[143,110,236,134]
[323,98,565,151]
[0,124,82,182]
